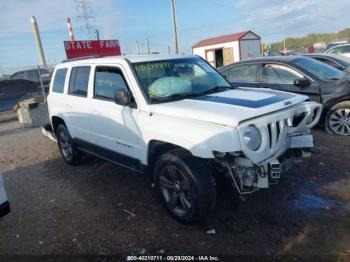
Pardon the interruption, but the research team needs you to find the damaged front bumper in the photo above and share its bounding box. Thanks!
[220,134,313,194]
[217,101,322,194]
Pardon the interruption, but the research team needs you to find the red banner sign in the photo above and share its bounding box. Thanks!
[64,40,121,59]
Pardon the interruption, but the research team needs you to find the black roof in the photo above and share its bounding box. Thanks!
[303,53,339,58]
[220,55,311,70]
[236,55,304,64]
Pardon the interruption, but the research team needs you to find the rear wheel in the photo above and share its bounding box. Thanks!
[56,124,82,165]
[154,149,216,223]
[325,101,350,136]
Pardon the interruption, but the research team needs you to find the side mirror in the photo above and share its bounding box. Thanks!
[294,77,311,88]
[114,89,131,106]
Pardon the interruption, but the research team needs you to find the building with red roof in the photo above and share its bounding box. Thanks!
[192,31,261,68]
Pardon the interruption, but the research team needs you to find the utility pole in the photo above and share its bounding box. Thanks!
[30,16,47,67]
[96,29,100,40]
[170,0,179,54]
[146,39,150,54]
[136,41,140,54]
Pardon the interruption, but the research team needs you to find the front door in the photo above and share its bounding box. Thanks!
[259,63,321,102]
[88,65,142,170]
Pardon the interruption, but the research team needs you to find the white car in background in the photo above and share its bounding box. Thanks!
[47,54,322,222]
[324,43,350,58]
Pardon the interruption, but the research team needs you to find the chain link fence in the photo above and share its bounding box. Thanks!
[0,66,53,112]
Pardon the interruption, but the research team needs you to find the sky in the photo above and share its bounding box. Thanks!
[0,0,349,72]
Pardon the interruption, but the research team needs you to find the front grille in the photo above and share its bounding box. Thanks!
[238,101,322,164]
[266,118,289,152]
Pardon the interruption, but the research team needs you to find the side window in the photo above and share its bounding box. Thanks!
[261,64,302,84]
[94,67,128,101]
[52,68,68,93]
[343,45,350,53]
[225,64,257,82]
[316,58,338,68]
[327,46,342,54]
[68,66,90,97]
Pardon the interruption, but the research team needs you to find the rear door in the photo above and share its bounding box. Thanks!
[259,63,321,102]
[221,63,259,88]
[64,66,94,142]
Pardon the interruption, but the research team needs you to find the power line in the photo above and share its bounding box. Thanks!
[74,0,98,39]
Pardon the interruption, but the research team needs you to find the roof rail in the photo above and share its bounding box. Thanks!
[61,55,101,63]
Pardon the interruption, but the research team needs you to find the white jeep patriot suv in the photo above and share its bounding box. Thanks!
[47,54,322,222]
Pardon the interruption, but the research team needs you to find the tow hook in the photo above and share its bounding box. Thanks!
[269,159,281,179]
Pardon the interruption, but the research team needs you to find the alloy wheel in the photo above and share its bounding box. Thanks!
[58,131,73,160]
[159,165,192,217]
[328,108,350,135]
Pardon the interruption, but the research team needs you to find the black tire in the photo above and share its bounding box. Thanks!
[154,148,216,223]
[325,101,350,136]
[56,124,82,165]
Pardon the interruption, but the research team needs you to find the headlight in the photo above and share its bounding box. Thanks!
[243,125,261,151]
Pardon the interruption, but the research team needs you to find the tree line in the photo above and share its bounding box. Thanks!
[271,28,350,51]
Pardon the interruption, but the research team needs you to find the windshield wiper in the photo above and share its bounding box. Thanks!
[324,77,340,80]
[197,85,232,96]
[150,86,232,103]
[151,92,197,102]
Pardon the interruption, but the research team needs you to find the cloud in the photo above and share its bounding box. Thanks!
[236,0,350,42]
[0,0,76,36]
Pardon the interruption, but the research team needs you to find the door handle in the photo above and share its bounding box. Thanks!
[64,104,72,109]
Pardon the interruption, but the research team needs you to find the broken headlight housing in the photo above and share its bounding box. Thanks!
[243,125,261,151]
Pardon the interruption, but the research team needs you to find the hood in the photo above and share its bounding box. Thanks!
[150,88,308,127]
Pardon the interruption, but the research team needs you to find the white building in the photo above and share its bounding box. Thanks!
[192,31,261,68]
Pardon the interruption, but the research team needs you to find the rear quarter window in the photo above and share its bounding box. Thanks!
[52,68,68,93]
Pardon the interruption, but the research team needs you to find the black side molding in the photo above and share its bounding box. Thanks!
[75,138,143,173]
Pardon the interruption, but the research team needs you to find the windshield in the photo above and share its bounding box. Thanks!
[292,57,345,81]
[132,57,231,103]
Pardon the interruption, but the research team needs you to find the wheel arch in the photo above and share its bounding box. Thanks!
[146,140,190,180]
[321,95,350,123]
[51,116,66,134]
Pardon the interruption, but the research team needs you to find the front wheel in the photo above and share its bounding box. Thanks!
[154,149,216,223]
[325,101,350,136]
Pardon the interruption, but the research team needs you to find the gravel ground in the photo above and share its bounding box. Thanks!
[0,120,349,258]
